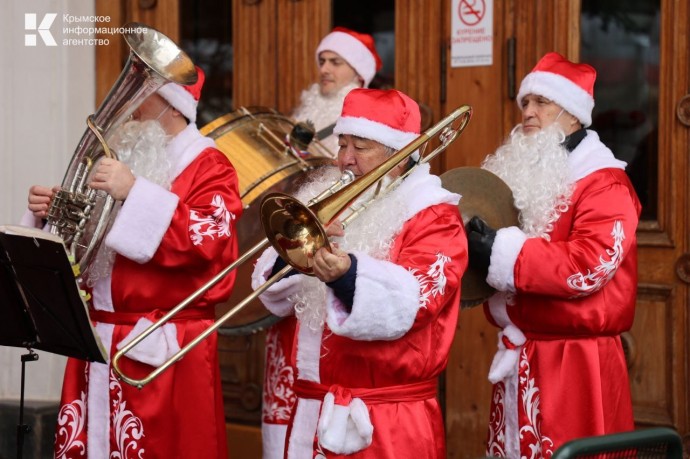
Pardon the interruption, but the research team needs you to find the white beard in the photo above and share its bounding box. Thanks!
[86,120,173,287]
[482,124,575,239]
[108,120,173,188]
[292,82,359,132]
[287,166,409,332]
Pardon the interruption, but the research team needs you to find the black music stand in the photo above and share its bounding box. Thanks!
[0,225,106,459]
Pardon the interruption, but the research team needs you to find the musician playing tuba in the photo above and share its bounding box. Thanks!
[251,88,468,458]
[23,65,241,458]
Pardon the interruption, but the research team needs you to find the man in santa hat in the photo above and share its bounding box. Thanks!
[466,52,641,457]
[261,26,382,459]
[253,88,467,458]
[292,26,382,154]
[25,66,241,458]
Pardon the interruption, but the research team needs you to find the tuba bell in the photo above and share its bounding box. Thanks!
[47,22,197,277]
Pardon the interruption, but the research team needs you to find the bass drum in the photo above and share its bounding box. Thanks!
[200,107,336,336]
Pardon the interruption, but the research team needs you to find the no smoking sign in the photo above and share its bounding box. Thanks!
[458,0,486,27]
[451,0,493,67]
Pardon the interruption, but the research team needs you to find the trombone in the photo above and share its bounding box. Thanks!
[112,104,472,388]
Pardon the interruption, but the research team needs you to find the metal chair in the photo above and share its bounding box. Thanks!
[552,427,684,459]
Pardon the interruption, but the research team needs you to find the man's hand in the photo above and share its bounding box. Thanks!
[28,185,60,219]
[466,216,497,278]
[313,244,351,283]
[325,219,345,238]
[89,158,135,201]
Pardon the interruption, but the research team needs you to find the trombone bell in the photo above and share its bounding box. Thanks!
[260,194,330,274]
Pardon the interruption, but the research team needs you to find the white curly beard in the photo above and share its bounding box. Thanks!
[288,166,409,331]
[85,120,172,287]
[482,124,575,239]
[292,82,360,154]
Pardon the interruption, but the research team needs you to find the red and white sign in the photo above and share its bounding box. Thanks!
[451,0,493,67]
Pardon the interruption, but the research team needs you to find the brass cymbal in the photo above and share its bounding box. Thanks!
[440,167,519,308]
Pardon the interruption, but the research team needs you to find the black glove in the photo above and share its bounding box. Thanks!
[466,216,497,278]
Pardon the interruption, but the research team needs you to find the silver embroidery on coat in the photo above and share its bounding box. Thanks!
[189,193,235,246]
[409,252,451,307]
[566,220,624,296]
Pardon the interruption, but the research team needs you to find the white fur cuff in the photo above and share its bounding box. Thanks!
[326,253,420,340]
[251,247,302,317]
[115,318,180,367]
[105,178,178,263]
[317,392,373,454]
[487,226,527,293]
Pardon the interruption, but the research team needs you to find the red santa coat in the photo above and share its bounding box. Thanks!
[484,130,641,458]
[262,86,355,459]
[253,164,467,459]
[53,125,242,459]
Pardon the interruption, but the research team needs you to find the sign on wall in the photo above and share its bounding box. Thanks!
[451,0,494,67]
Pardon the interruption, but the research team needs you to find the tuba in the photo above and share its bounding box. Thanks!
[47,23,197,277]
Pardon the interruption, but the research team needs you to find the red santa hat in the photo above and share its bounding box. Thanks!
[333,88,420,150]
[157,65,204,123]
[316,27,382,87]
[517,52,596,127]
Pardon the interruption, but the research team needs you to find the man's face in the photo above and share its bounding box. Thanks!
[132,93,170,122]
[337,134,404,179]
[318,51,360,96]
[520,94,579,135]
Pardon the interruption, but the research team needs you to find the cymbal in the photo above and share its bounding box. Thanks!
[440,167,519,308]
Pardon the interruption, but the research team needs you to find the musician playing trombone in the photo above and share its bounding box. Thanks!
[262,27,382,459]
[465,53,641,457]
[23,66,241,458]
[252,88,468,458]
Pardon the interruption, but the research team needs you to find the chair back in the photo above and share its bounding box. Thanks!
[552,427,684,459]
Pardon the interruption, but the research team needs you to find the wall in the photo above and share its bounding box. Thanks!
[0,0,95,402]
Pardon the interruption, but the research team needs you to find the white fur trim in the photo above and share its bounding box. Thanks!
[398,163,460,216]
[262,423,288,459]
[91,276,115,312]
[158,83,197,123]
[568,130,627,182]
[115,318,180,367]
[295,323,323,383]
[517,71,594,127]
[488,324,526,384]
[88,322,113,459]
[167,124,217,179]
[487,292,511,328]
[326,252,420,340]
[317,393,373,454]
[486,226,528,293]
[104,177,179,263]
[251,247,304,318]
[504,367,521,457]
[287,398,322,458]
[333,116,418,150]
[316,31,377,86]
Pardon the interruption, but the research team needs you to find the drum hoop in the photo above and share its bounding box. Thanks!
[203,111,293,140]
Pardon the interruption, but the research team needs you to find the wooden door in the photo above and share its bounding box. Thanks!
[620,0,690,449]
[441,0,690,457]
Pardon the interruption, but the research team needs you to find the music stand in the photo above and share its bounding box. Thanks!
[0,225,106,459]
